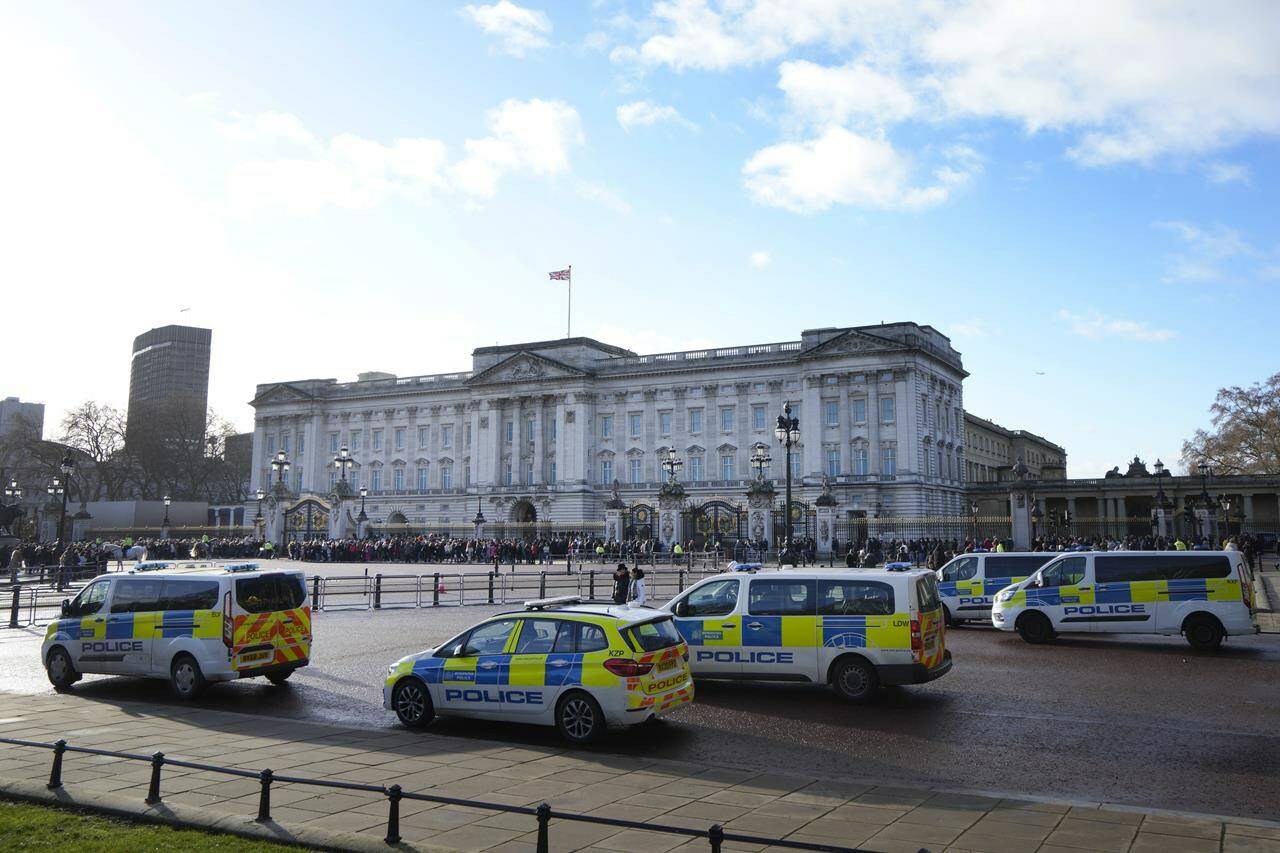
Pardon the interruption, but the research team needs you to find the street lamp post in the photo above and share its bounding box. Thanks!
[3,478,21,542]
[161,495,172,539]
[662,448,685,483]
[49,452,74,544]
[333,445,353,484]
[969,500,979,543]
[357,486,368,538]
[254,488,265,537]
[774,404,801,562]
[1031,503,1043,544]
[271,450,292,488]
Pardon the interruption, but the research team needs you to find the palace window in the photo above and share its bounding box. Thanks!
[548,461,556,482]
[549,419,556,441]
[394,427,404,451]
[281,433,290,454]
[524,461,534,484]
[659,411,671,436]
[393,468,404,491]
[854,447,869,476]
[349,429,362,450]
[629,458,642,484]
[600,459,613,485]
[504,420,514,443]
[441,425,453,448]
[880,396,895,424]
[372,429,383,451]
[416,466,429,491]
[689,456,704,481]
[371,470,383,492]
[882,447,896,476]
[503,462,513,486]
[688,408,703,434]
[437,464,449,489]
[720,407,734,432]
[629,413,641,439]
[418,426,429,448]
[465,424,472,447]
[328,432,339,453]
[720,454,734,481]
[600,415,613,439]
[826,449,840,477]
[790,453,801,480]
[852,398,866,424]
[824,400,839,427]
[328,470,337,489]
[753,405,767,430]
[525,419,535,442]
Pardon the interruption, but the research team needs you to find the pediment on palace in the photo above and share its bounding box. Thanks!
[465,351,587,386]
[800,330,902,360]
[251,383,318,406]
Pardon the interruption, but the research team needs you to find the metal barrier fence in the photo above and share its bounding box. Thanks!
[0,736,911,853]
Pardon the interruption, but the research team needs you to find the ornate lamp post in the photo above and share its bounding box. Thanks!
[162,495,171,528]
[774,404,801,557]
[969,500,979,542]
[254,488,265,536]
[271,449,292,490]
[45,476,63,542]
[749,446,771,481]
[333,445,353,484]
[48,451,74,543]
[4,478,21,541]
[662,448,685,483]
[357,485,369,537]
[1031,503,1043,542]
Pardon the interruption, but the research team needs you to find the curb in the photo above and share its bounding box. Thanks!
[0,779,458,853]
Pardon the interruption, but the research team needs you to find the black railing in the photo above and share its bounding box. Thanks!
[0,736,919,853]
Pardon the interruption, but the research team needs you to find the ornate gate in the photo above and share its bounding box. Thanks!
[683,500,744,550]
[771,500,815,545]
[284,497,330,542]
[625,503,655,540]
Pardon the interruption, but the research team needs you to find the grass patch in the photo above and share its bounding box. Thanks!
[0,797,303,850]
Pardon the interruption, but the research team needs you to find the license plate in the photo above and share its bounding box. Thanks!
[656,659,677,673]
[239,651,270,663]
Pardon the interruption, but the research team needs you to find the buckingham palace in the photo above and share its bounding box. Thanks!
[248,323,971,544]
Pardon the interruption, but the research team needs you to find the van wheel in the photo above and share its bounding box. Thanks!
[556,691,605,744]
[266,669,294,686]
[46,647,79,692]
[1184,615,1225,651]
[169,654,207,700]
[831,658,878,702]
[1016,611,1054,644]
[392,678,435,729]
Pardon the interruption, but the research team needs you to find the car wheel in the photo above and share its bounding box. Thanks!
[393,678,435,729]
[556,691,605,744]
[266,669,294,686]
[831,657,878,702]
[1016,611,1054,644]
[1184,615,1225,651]
[169,654,207,700]
[46,647,79,692]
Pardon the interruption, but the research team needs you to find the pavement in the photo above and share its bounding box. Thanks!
[1,691,1278,853]
[1256,571,1280,634]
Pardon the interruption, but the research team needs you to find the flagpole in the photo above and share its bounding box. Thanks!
[567,265,572,338]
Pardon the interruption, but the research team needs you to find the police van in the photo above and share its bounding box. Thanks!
[936,552,1058,625]
[991,550,1258,649]
[384,597,692,744]
[42,563,311,698]
[662,568,951,702]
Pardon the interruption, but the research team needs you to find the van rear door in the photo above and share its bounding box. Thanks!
[913,574,946,669]
[232,573,310,671]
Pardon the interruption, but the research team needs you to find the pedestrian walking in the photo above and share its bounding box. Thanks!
[628,566,647,607]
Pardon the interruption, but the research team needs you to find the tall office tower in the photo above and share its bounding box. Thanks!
[126,325,212,444]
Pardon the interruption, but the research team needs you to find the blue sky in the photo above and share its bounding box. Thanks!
[2,1,1277,477]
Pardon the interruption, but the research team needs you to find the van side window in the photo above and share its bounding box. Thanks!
[110,579,165,613]
[161,580,220,611]
[679,579,740,617]
[72,581,109,617]
[941,557,977,582]
[1040,557,1086,587]
[748,580,816,616]
[818,580,894,616]
[236,574,306,613]
[987,555,1055,578]
[1096,555,1232,583]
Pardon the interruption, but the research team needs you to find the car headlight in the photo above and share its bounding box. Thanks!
[995,590,1016,604]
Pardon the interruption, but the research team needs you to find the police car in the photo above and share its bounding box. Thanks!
[991,550,1258,649]
[42,563,311,698]
[662,568,951,702]
[936,552,1057,625]
[383,597,693,744]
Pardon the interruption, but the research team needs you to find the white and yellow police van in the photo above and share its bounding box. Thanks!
[936,552,1058,625]
[662,568,951,702]
[42,563,311,698]
[384,596,693,744]
[991,550,1258,649]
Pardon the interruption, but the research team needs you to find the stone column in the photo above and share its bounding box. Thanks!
[745,481,776,550]
[868,377,881,475]
[510,397,524,484]
[815,501,836,557]
[605,507,623,544]
[658,486,685,549]
[1010,485,1033,549]
[532,396,544,485]
[1243,494,1255,529]
[801,375,821,477]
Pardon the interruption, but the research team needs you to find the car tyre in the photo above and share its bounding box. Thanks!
[831,657,878,703]
[1183,615,1225,651]
[1016,611,1054,644]
[556,691,605,744]
[392,678,435,729]
[46,647,79,692]
[169,654,207,700]
[266,668,294,686]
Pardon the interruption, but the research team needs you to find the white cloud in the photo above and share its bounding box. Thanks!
[619,1,1280,166]
[451,98,583,198]
[1154,220,1255,283]
[742,128,980,213]
[616,100,696,132]
[748,250,770,268]
[1205,162,1251,186]
[777,60,917,127]
[587,323,717,356]
[462,1,552,57]
[950,320,990,338]
[1058,310,1175,343]
[225,98,582,212]
[574,179,631,214]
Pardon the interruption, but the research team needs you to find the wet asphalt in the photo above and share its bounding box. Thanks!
[2,606,1277,820]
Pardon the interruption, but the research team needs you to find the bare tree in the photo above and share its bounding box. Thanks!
[58,402,130,500]
[1181,372,1280,475]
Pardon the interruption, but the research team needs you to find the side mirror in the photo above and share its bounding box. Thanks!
[1034,577,1045,588]
[61,599,71,618]
[673,600,687,617]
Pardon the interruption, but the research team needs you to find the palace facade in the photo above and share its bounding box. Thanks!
[248,324,970,537]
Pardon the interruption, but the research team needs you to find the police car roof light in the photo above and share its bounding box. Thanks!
[524,595,582,611]
[224,562,261,573]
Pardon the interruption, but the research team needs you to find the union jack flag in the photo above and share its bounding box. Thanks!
[549,268,571,280]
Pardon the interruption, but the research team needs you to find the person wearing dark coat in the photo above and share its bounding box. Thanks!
[611,563,630,604]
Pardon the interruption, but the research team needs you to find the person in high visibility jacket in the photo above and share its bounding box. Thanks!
[1174,538,1187,550]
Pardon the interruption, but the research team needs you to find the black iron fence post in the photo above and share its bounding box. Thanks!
[374,574,383,610]
[47,739,65,789]
[588,571,595,599]
[488,571,495,604]
[432,573,440,606]
[536,802,551,853]
[539,572,546,598]
[385,783,402,844]
[311,575,321,611]
[678,569,685,592]
[256,768,273,822]
[709,823,724,852]
[145,751,164,805]
[8,585,19,629]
